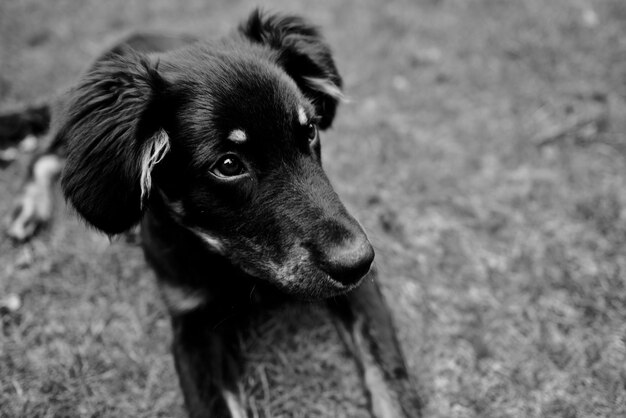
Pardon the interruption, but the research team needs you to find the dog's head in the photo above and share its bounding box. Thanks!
[60,10,374,298]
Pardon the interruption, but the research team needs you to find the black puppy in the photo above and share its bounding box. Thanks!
[2,10,422,418]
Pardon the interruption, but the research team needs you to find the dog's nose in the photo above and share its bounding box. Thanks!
[321,235,375,286]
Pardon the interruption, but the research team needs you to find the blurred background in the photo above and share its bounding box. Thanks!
[1,0,626,417]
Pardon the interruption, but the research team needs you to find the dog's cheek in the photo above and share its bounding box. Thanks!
[184,179,255,222]
[182,190,236,230]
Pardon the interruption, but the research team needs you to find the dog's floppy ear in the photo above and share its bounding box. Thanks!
[239,10,343,129]
[59,48,169,235]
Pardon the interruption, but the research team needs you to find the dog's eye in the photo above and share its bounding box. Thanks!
[305,123,318,141]
[212,155,245,178]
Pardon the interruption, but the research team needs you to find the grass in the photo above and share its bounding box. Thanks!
[2,0,626,416]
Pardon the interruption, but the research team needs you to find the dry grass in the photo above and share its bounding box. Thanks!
[2,0,626,417]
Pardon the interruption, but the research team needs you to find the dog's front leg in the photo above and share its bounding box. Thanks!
[328,269,423,418]
[171,308,246,418]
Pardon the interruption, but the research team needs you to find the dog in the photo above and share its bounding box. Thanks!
[1,10,422,418]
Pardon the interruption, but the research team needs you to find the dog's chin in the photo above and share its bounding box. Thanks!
[271,270,364,301]
[230,254,366,300]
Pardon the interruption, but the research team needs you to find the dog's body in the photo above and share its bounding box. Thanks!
[1,11,422,417]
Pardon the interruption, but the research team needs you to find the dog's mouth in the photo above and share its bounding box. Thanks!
[226,239,375,300]
[182,222,374,299]
[247,262,369,300]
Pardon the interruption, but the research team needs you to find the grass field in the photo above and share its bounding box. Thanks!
[2,0,626,417]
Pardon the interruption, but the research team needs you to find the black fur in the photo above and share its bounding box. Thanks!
[239,10,342,129]
[4,10,422,417]
[60,48,165,234]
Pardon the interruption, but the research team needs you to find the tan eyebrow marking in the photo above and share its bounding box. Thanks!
[298,106,308,125]
[228,129,247,143]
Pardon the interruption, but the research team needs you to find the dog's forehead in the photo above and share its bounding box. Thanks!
[209,56,313,138]
[220,101,312,147]
[170,48,316,164]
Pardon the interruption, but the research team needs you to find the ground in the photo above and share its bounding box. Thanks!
[1,0,626,417]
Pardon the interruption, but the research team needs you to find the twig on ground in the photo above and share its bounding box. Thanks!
[533,111,608,147]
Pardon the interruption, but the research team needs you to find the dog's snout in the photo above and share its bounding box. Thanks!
[320,233,375,286]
